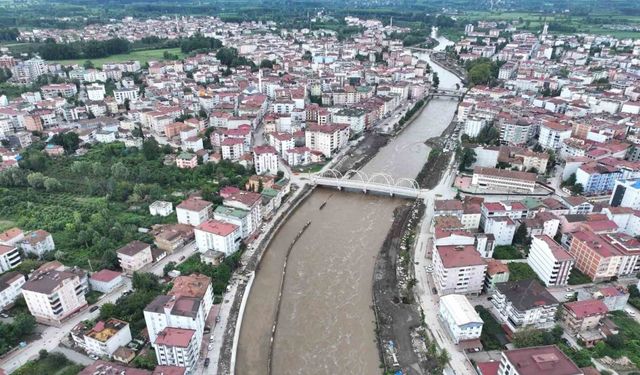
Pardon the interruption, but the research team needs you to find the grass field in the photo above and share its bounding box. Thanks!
[51,47,186,67]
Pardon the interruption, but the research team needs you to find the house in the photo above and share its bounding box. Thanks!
[20,230,55,258]
[0,245,21,273]
[433,245,487,295]
[176,198,213,227]
[153,224,194,253]
[491,279,559,331]
[116,241,153,274]
[22,265,88,326]
[149,201,174,217]
[213,206,251,239]
[593,286,629,311]
[527,235,574,287]
[0,272,26,311]
[84,319,133,358]
[194,219,241,256]
[497,345,582,375]
[89,269,124,293]
[439,294,483,349]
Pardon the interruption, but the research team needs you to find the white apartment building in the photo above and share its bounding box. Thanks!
[214,206,251,239]
[0,245,21,272]
[176,198,213,227]
[22,268,87,326]
[439,294,484,344]
[610,179,640,209]
[305,124,350,158]
[149,201,174,217]
[464,117,487,138]
[221,138,245,161]
[113,87,139,105]
[154,327,200,373]
[538,122,572,150]
[0,272,26,311]
[433,245,487,296]
[86,83,106,101]
[527,235,575,287]
[483,217,517,246]
[115,241,153,274]
[333,108,367,134]
[253,146,279,175]
[223,191,263,237]
[492,279,559,331]
[194,219,241,256]
[20,230,55,258]
[84,319,132,358]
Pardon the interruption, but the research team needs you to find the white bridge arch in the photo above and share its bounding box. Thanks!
[313,169,422,198]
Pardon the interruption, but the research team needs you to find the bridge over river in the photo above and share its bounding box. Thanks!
[311,169,427,199]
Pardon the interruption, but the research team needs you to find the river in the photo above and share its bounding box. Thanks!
[236,34,462,375]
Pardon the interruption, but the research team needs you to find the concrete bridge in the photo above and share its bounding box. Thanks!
[428,88,464,99]
[311,169,428,199]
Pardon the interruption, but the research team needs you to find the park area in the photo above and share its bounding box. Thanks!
[51,47,185,67]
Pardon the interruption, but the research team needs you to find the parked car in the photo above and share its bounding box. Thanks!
[204,358,210,367]
[89,306,99,312]
[208,343,214,351]
[89,354,99,360]
[179,256,186,261]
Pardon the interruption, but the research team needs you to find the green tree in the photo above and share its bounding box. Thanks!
[142,138,161,160]
[513,223,529,245]
[26,172,46,189]
[458,148,477,171]
[432,72,440,88]
[132,272,161,291]
[43,177,61,192]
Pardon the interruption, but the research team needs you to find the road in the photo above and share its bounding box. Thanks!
[0,241,197,373]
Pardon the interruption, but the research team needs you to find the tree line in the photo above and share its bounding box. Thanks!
[37,38,131,60]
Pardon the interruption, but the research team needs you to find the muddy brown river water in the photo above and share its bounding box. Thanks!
[236,37,462,375]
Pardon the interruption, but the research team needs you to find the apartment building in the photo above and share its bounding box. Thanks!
[20,229,55,258]
[438,294,484,346]
[563,299,608,333]
[333,108,367,133]
[116,241,153,274]
[0,272,26,311]
[433,245,487,295]
[223,190,262,236]
[568,230,640,281]
[114,87,139,105]
[253,145,279,175]
[492,279,559,331]
[527,235,575,287]
[22,266,88,326]
[610,179,640,209]
[176,152,198,169]
[483,217,517,246]
[176,198,213,227]
[0,245,21,272]
[497,345,582,375]
[154,327,199,373]
[305,124,350,158]
[213,206,251,239]
[194,219,241,256]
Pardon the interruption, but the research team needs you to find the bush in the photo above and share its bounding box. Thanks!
[492,245,523,259]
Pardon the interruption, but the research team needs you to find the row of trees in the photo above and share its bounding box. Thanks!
[465,58,503,87]
[0,314,37,356]
[179,34,223,53]
[37,38,131,60]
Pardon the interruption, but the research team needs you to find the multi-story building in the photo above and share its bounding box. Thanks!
[0,272,26,311]
[593,286,629,311]
[433,245,487,295]
[484,259,509,292]
[149,201,174,217]
[0,227,24,247]
[483,217,517,246]
[305,124,350,158]
[472,167,537,192]
[223,190,262,237]
[0,244,21,272]
[527,235,574,287]
[114,87,139,105]
[176,198,213,227]
[498,118,533,146]
[20,230,55,258]
[168,274,213,317]
[568,230,640,281]
[610,179,640,209]
[438,294,484,346]
[22,266,88,326]
[576,162,622,195]
[221,138,245,161]
[214,206,251,239]
[154,327,199,373]
[194,219,241,256]
[253,146,279,175]
[492,279,559,331]
[497,345,582,375]
[84,319,133,358]
[41,83,78,98]
[333,108,367,133]
[563,299,608,333]
[116,241,153,274]
[176,152,198,169]
[538,122,572,150]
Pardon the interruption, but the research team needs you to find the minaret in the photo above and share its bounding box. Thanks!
[258,69,263,93]
[390,17,393,28]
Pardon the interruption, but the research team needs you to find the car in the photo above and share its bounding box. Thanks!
[208,344,214,351]
[215,316,220,323]
[566,287,573,292]
[89,306,99,312]
[179,256,186,261]
[204,358,210,367]
[89,354,99,360]
[626,309,636,316]
[0,313,8,318]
